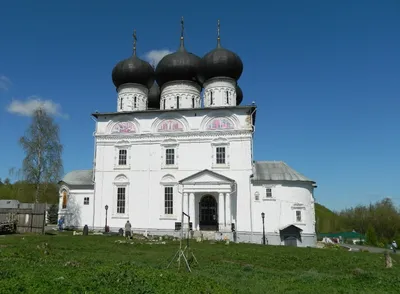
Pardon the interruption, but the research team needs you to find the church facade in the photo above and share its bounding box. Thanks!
[58,19,317,247]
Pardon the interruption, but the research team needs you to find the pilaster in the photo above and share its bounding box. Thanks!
[218,193,225,231]
[225,193,231,230]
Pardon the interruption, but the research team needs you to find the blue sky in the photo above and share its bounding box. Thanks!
[0,0,399,210]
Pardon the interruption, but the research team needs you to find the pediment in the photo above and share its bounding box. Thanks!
[179,169,234,185]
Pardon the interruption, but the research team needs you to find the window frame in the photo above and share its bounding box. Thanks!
[161,141,179,169]
[266,188,273,198]
[164,186,174,215]
[83,197,89,205]
[211,141,230,169]
[118,149,127,166]
[114,143,131,170]
[216,146,226,165]
[112,176,130,219]
[165,148,175,166]
[296,210,302,222]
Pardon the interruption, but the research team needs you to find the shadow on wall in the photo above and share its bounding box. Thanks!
[64,196,82,228]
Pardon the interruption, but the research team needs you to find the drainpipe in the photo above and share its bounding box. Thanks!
[90,116,97,230]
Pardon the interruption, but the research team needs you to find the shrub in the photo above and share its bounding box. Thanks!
[47,204,58,224]
[366,225,377,246]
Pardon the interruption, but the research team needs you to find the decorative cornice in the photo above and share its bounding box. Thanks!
[95,130,252,143]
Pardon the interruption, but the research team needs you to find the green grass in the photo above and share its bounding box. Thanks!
[1,233,400,293]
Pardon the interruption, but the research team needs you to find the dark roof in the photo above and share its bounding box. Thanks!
[236,85,243,105]
[155,39,201,87]
[280,224,303,232]
[200,43,243,83]
[112,55,155,89]
[148,82,161,109]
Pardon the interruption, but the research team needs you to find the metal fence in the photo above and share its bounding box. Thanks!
[0,203,47,234]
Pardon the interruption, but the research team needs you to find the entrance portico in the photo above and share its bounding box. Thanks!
[179,169,235,231]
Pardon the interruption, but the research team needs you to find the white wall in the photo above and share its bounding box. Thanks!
[58,185,94,228]
[92,107,254,232]
[250,181,316,244]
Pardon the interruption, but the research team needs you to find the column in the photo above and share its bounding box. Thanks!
[218,193,225,231]
[189,193,195,230]
[225,193,231,230]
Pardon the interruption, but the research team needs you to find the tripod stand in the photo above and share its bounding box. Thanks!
[167,212,198,272]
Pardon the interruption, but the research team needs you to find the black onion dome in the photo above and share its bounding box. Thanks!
[155,41,202,87]
[236,85,243,105]
[112,55,155,89]
[201,45,243,82]
[148,82,161,109]
[201,21,243,82]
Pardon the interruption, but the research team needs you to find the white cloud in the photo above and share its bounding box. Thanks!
[7,96,68,119]
[143,49,173,67]
[0,75,12,91]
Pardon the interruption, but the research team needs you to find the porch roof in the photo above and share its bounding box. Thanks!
[280,224,303,232]
[179,169,235,185]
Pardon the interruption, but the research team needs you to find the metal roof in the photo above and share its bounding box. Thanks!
[252,161,315,184]
[60,170,93,186]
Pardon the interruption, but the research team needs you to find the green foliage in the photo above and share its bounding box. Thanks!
[366,225,378,246]
[0,235,400,293]
[19,108,63,203]
[47,204,58,224]
[317,198,400,246]
[315,203,344,233]
[0,181,58,204]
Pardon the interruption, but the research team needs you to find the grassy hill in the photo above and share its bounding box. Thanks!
[0,233,399,293]
[315,203,343,233]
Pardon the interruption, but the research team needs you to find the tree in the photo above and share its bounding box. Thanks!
[366,224,378,246]
[47,204,59,224]
[19,108,63,203]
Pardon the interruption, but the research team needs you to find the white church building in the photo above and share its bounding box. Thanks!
[58,20,317,247]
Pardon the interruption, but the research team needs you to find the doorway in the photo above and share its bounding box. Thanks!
[284,236,298,247]
[199,195,218,231]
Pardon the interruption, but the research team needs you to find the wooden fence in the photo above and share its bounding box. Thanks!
[0,203,47,234]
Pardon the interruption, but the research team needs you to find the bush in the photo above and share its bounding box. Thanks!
[366,225,377,246]
[47,204,58,224]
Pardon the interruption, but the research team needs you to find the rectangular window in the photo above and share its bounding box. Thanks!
[216,147,226,164]
[176,96,180,109]
[117,187,126,214]
[165,148,175,165]
[296,210,302,222]
[163,99,166,109]
[120,98,123,110]
[164,186,173,215]
[210,92,213,105]
[226,91,229,104]
[118,149,127,165]
[134,96,137,108]
[192,97,195,108]
[84,197,89,205]
[266,188,272,198]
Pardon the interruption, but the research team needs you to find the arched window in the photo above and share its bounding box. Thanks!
[210,92,213,105]
[163,99,166,109]
[192,97,195,108]
[120,98,123,110]
[134,96,137,108]
[62,190,68,209]
[226,91,229,104]
[176,96,180,109]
